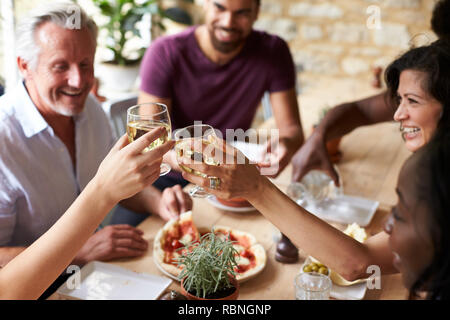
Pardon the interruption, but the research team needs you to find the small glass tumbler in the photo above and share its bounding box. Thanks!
[294,272,332,300]
[288,166,343,211]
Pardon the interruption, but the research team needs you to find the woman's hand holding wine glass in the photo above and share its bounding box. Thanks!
[127,102,172,176]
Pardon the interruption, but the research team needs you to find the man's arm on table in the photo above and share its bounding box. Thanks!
[119,183,192,221]
[259,87,304,177]
[291,91,395,184]
[314,91,393,142]
[0,229,148,268]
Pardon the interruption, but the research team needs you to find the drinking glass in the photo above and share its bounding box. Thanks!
[174,124,219,198]
[127,102,172,176]
[287,166,343,209]
[294,272,332,300]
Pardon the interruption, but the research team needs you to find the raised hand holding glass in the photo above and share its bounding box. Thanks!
[174,124,220,198]
[127,102,172,176]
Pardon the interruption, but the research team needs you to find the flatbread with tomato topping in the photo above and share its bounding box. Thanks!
[153,214,266,282]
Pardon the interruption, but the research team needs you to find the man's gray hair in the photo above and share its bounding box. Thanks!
[15,1,98,69]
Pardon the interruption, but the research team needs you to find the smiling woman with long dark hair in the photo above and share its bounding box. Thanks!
[385,39,450,151]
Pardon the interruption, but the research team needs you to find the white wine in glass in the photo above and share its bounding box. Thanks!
[174,124,219,198]
[127,103,172,176]
[175,138,219,177]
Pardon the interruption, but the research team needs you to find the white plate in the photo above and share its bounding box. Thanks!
[300,257,367,300]
[207,196,256,212]
[154,253,266,284]
[56,261,172,300]
[153,228,266,283]
[153,254,180,282]
[230,141,265,162]
[303,195,379,227]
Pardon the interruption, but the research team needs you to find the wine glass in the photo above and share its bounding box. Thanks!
[174,124,219,198]
[127,102,172,176]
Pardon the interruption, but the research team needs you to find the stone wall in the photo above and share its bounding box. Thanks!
[254,0,437,93]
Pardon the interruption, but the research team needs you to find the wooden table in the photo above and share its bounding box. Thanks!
[103,120,411,300]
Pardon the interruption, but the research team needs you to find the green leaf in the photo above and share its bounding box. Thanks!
[164,7,193,25]
[176,231,238,298]
[121,12,143,31]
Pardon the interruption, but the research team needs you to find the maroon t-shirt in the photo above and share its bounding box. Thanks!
[140,26,296,136]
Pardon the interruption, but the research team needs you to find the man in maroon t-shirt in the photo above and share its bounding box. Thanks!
[116,0,305,261]
[114,1,303,237]
[139,0,303,184]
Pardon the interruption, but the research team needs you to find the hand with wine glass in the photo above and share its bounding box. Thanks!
[178,136,263,201]
[174,124,222,198]
[127,102,172,176]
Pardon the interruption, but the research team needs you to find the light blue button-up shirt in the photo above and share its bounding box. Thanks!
[0,82,115,246]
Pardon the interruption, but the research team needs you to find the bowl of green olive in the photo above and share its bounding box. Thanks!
[302,261,329,276]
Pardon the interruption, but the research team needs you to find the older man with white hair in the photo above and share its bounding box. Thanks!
[0,1,191,297]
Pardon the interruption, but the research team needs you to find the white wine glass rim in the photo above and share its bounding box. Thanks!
[127,102,168,118]
[174,124,215,140]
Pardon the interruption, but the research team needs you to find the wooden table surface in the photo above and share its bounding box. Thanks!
[101,120,412,300]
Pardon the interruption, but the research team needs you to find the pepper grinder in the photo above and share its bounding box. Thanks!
[275,233,298,263]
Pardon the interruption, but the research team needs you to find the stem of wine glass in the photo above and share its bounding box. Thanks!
[189,185,210,198]
[159,163,171,176]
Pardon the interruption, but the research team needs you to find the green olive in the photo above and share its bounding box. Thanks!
[303,265,312,273]
[311,265,319,272]
[318,267,329,275]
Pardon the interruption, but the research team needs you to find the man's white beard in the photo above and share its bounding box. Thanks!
[44,96,84,117]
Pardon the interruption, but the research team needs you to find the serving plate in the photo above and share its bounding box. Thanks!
[153,226,266,283]
[56,261,172,300]
[303,195,379,227]
[229,141,265,162]
[207,196,256,212]
[153,254,180,281]
[300,257,367,300]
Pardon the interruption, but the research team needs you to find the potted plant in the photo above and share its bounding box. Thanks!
[313,107,342,163]
[89,0,193,91]
[176,231,240,300]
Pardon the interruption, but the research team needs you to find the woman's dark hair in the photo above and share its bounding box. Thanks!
[385,40,450,132]
[431,0,450,40]
[409,127,450,299]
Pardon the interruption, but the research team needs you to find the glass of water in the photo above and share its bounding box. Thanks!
[287,166,343,209]
[294,272,332,300]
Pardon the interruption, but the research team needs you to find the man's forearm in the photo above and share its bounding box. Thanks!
[280,126,304,150]
[318,92,393,142]
[318,102,372,142]
[0,247,26,268]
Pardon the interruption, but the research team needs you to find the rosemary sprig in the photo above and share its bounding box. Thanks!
[176,231,239,298]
